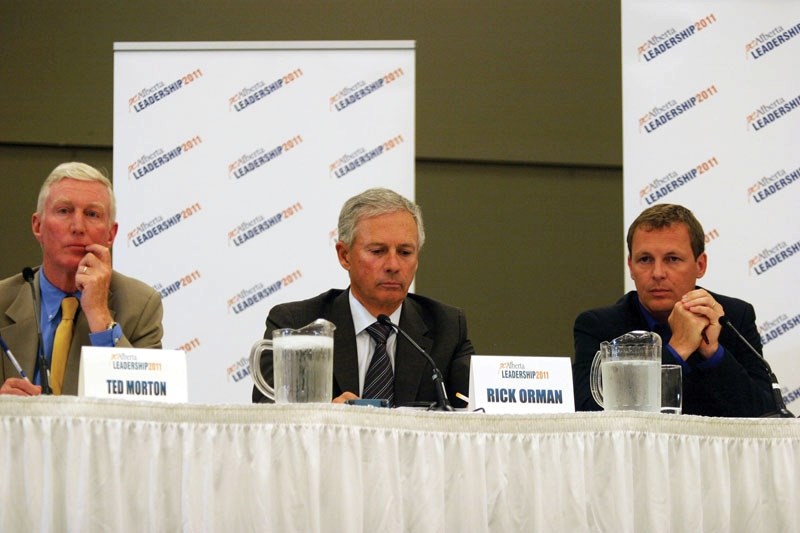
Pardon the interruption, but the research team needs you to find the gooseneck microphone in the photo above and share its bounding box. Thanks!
[22,267,51,395]
[377,314,454,412]
[719,315,794,418]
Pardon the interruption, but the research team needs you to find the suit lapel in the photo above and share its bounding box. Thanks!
[328,291,360,396]
[0,270,118,393]
[626,292,651,332]
[393,299,433,406]
[2,281,40,378]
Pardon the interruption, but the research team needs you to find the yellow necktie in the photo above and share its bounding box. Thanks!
[51,296,79,395]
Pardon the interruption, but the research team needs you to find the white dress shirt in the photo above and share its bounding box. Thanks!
[348,290,401,396]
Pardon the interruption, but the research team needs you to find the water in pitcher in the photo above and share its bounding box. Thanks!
[600,359,661,412]
[273,335,334,403]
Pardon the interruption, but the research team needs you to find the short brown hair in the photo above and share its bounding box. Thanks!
[626,204,705,259]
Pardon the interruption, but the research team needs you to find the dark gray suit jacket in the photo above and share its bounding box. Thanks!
[252,289,474,407]
[0,268,164,394]
[573,290,775,417]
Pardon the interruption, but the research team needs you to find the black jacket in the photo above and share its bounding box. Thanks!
[252,289,474,407]
[573,290,775,417]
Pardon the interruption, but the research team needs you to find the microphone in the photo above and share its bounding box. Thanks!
[22,267,51,395]
[719,315,794,418]
[377,314,454,411]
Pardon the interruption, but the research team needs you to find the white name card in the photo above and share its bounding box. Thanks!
[78,346,188,403]
[468,355,575,414]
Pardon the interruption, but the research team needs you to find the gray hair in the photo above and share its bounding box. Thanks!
[337,187,425,248]
[37,162,116,223]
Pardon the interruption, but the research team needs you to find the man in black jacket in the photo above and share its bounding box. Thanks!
[573,204,774,417]
[253,188,473,407]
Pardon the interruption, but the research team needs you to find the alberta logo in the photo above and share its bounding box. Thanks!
[228,135,303,180]
[228,68,303,112]
[638,156,718,205]
[329,134,405,179]
[746,94,800,132]
[746,164,800,203]
[128,68,203,113]
[127,136,202,180]
[226,270,301,315]
[639,85,717,134]
[227,202,302,247]
[748,240,800,276]
[497,361,535,379]
[759,312,800,346]
[227,282,280,315]
[637,14,715,62]
[109,352,163,372]
[745,22,800,60]
[496,361,550,381]
[126,202,202,247]
[329,67,405,111]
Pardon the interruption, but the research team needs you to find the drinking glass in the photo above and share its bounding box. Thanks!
[661,364,683,414]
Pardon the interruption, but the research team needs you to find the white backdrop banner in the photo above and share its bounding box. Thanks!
[113,41,415,404]
[622,3,800,410]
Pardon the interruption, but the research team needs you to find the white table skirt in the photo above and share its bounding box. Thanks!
[1,397,799,532]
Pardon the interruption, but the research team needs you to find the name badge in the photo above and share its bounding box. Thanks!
[78,346,188,403]
[468,355,574,414]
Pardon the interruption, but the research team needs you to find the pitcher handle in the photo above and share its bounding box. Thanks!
[250,339,275,401]
[589,349,604,408]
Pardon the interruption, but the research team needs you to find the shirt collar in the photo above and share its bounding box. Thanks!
[39,266,81,320]
[348,289,402,334]
[637,299,661,331]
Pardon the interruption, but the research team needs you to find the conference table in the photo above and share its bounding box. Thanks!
[1,397,799,532]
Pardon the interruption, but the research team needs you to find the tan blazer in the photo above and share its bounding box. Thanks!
[0,268,163,395]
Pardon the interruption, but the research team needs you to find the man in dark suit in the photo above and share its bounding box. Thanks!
[0,162,163,396]
[253,188,473,407]
[573,204,775,417]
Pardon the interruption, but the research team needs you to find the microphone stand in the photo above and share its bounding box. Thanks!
[720,316,794,418]
[378,315,454,412]
[22,267,51,395]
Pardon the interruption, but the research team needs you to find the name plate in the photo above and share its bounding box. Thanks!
[78,346,188,403]
[468,355,574,414]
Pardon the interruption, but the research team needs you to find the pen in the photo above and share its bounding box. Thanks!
[0,336,30,382]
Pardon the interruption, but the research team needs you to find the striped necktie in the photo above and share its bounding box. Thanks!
[51,296,79,395]
[363,321,394,406]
